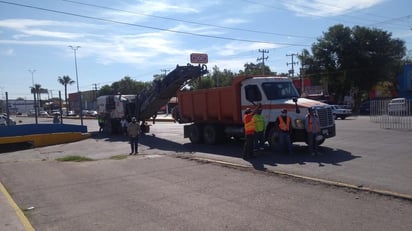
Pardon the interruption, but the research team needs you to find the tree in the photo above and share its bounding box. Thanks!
[97,76,149,96]
[30,84,48,109]
[58,75,75,111]
[188,65,236,89]
[239,62,274,76]
[302,24,406,103]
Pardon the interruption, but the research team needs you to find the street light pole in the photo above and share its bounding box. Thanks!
[68,45,83,126]
[28,69,38,124]
[28,69,36,86]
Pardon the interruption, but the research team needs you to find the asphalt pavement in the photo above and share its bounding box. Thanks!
[1,114,411,230]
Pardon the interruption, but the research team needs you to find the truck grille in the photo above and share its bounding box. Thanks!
[317,107,334,127]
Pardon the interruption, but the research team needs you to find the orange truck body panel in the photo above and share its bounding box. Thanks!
[177,85,243,124]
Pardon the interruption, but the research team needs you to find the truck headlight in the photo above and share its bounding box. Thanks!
[294,119,305,129]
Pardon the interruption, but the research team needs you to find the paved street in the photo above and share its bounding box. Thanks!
[0,115,411,230]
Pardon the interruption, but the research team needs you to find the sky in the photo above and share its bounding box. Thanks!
[0,0,411,99]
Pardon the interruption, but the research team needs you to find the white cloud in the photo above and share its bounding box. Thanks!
[220,18,248,26]
[104,0,200,24]
[216,41,281,56]
[0,19,97,39]
[283,0,384,17]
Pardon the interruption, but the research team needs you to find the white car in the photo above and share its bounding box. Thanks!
[0,114,16,126]
[388,98,409,115]
[86,110,98,117]
[330,105,352,120]
[67,110,77,116]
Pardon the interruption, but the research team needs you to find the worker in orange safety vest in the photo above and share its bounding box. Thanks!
[275,108,293,154]
[242,104,261,160]
[305,107,321,155]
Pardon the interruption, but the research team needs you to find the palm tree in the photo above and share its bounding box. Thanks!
[58,75,75,113]
[30,84,48,111]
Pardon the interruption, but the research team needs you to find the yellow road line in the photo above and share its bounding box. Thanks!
[187,156,412,201]
[0,181,35,231]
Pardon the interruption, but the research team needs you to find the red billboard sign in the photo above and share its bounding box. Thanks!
[190,53,208,64]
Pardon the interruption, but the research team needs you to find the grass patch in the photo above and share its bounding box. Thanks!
[109,154,128,160]
[56,155,94,162]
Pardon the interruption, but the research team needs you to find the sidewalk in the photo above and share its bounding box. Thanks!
[0,182,33,231]
[0,114,174,231]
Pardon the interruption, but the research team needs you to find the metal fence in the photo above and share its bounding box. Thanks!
[369,98,412,130]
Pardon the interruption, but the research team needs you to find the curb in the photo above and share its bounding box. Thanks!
[0,181,35,231]
[179,155,412,201]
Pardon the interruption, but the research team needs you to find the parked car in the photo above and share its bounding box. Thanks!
[67,110,77,116]
[39,111,49,117]
[86,110,98,117]
[388,98,409,115]
[27,110,49,117]
[28,109,36,117]
[0,114,16,126]
[52,110,61,115]
[330,105,352,120]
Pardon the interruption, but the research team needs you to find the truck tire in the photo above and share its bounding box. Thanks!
[267,128,280,150]
[189,124,203,144]
[203,124,223,144]
[304,135,325,146]
[317,138,325,146]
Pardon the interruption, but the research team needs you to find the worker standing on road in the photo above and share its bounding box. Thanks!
[127,117,141,155]
[242,104,260,160]
[98,113,105,133]
[305,107,321,155]
[53,113,60,124]
[253,108,265,150]
[275,108,293,154]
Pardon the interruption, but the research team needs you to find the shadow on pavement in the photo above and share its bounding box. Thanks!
[135,133,360,171]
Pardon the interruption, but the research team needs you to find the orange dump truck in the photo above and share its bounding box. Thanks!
[174,75,336,149]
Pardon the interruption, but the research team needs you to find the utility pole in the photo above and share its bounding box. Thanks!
[93,83,99,105]
[299,52,308,95]
[160,69,169,76]
[68,45,83,126]
[286,53,299,78]
[257,49,269,75]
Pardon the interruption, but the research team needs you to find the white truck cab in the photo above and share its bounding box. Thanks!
[240,76,335,146]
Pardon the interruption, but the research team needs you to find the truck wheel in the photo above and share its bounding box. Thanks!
[189,124,203,144]
[305,135,325,146]
[203,124,223,144]
[104,120,112,134]
[317,138,325,146]
[267,128,280,150]
[340,116,346,120]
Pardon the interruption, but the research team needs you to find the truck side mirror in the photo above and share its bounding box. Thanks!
[292,97,300,113]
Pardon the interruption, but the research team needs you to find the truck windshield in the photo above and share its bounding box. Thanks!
[261,82,299,100]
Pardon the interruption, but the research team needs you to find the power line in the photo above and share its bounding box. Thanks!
[62,0,315,40]
[243,0,412,31]
[0,0,310,47]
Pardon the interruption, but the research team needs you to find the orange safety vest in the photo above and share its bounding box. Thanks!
[244,113,255,135]
[278,115,291,132]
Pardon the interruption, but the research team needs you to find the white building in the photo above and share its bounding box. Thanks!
[2,99,35,114]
